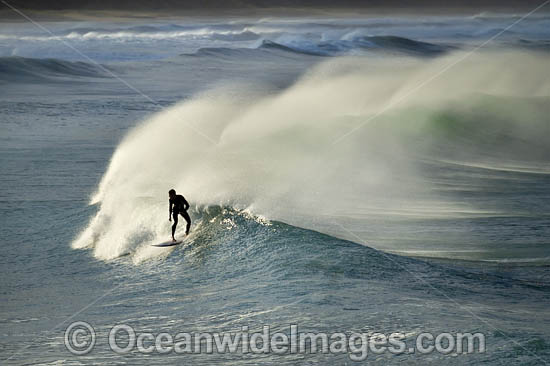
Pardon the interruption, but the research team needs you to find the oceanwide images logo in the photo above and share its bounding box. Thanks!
[64,322,486,360]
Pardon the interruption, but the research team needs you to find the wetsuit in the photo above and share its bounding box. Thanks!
[170,194,191,237]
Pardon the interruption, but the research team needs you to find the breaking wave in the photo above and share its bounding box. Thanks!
[0,56,109,82]
[72,50,550,262]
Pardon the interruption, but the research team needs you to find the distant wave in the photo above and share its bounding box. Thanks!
[63,29,260,41]
[63,23,255,36]
[66,24,192,35]
[259,40,329,56]
[0,26,261,42]
[188,35,448,58]
[0,56,109,82]
[185,42,322,59]
[358,36,448,54]
[268,35,448,56]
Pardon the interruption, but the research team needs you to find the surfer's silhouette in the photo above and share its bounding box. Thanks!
[168,189,191,241]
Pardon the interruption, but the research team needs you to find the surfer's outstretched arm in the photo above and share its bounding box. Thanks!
[183,196,190,211]
[169,201,173,221]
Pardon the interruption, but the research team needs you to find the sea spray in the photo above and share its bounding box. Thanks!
[73,50,550,261]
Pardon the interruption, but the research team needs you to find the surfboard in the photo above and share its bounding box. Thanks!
[151,240,183,247]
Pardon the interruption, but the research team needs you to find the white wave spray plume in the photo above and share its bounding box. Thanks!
[72,50,550,261]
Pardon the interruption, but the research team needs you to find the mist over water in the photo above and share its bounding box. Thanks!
[72,50,550,262]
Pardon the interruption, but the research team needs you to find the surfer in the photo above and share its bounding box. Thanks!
[168,189,191,241]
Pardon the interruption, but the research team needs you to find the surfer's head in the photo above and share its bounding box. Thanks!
[168,189,176,198]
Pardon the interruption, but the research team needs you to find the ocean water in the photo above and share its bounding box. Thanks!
[1,14,550,365]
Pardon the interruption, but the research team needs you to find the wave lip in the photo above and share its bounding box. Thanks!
[0,56,110,82]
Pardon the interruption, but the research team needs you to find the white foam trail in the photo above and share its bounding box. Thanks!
[72,50,550,261]
[0,29,257,42]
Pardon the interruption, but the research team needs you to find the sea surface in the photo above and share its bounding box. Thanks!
[1,13,550,365]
